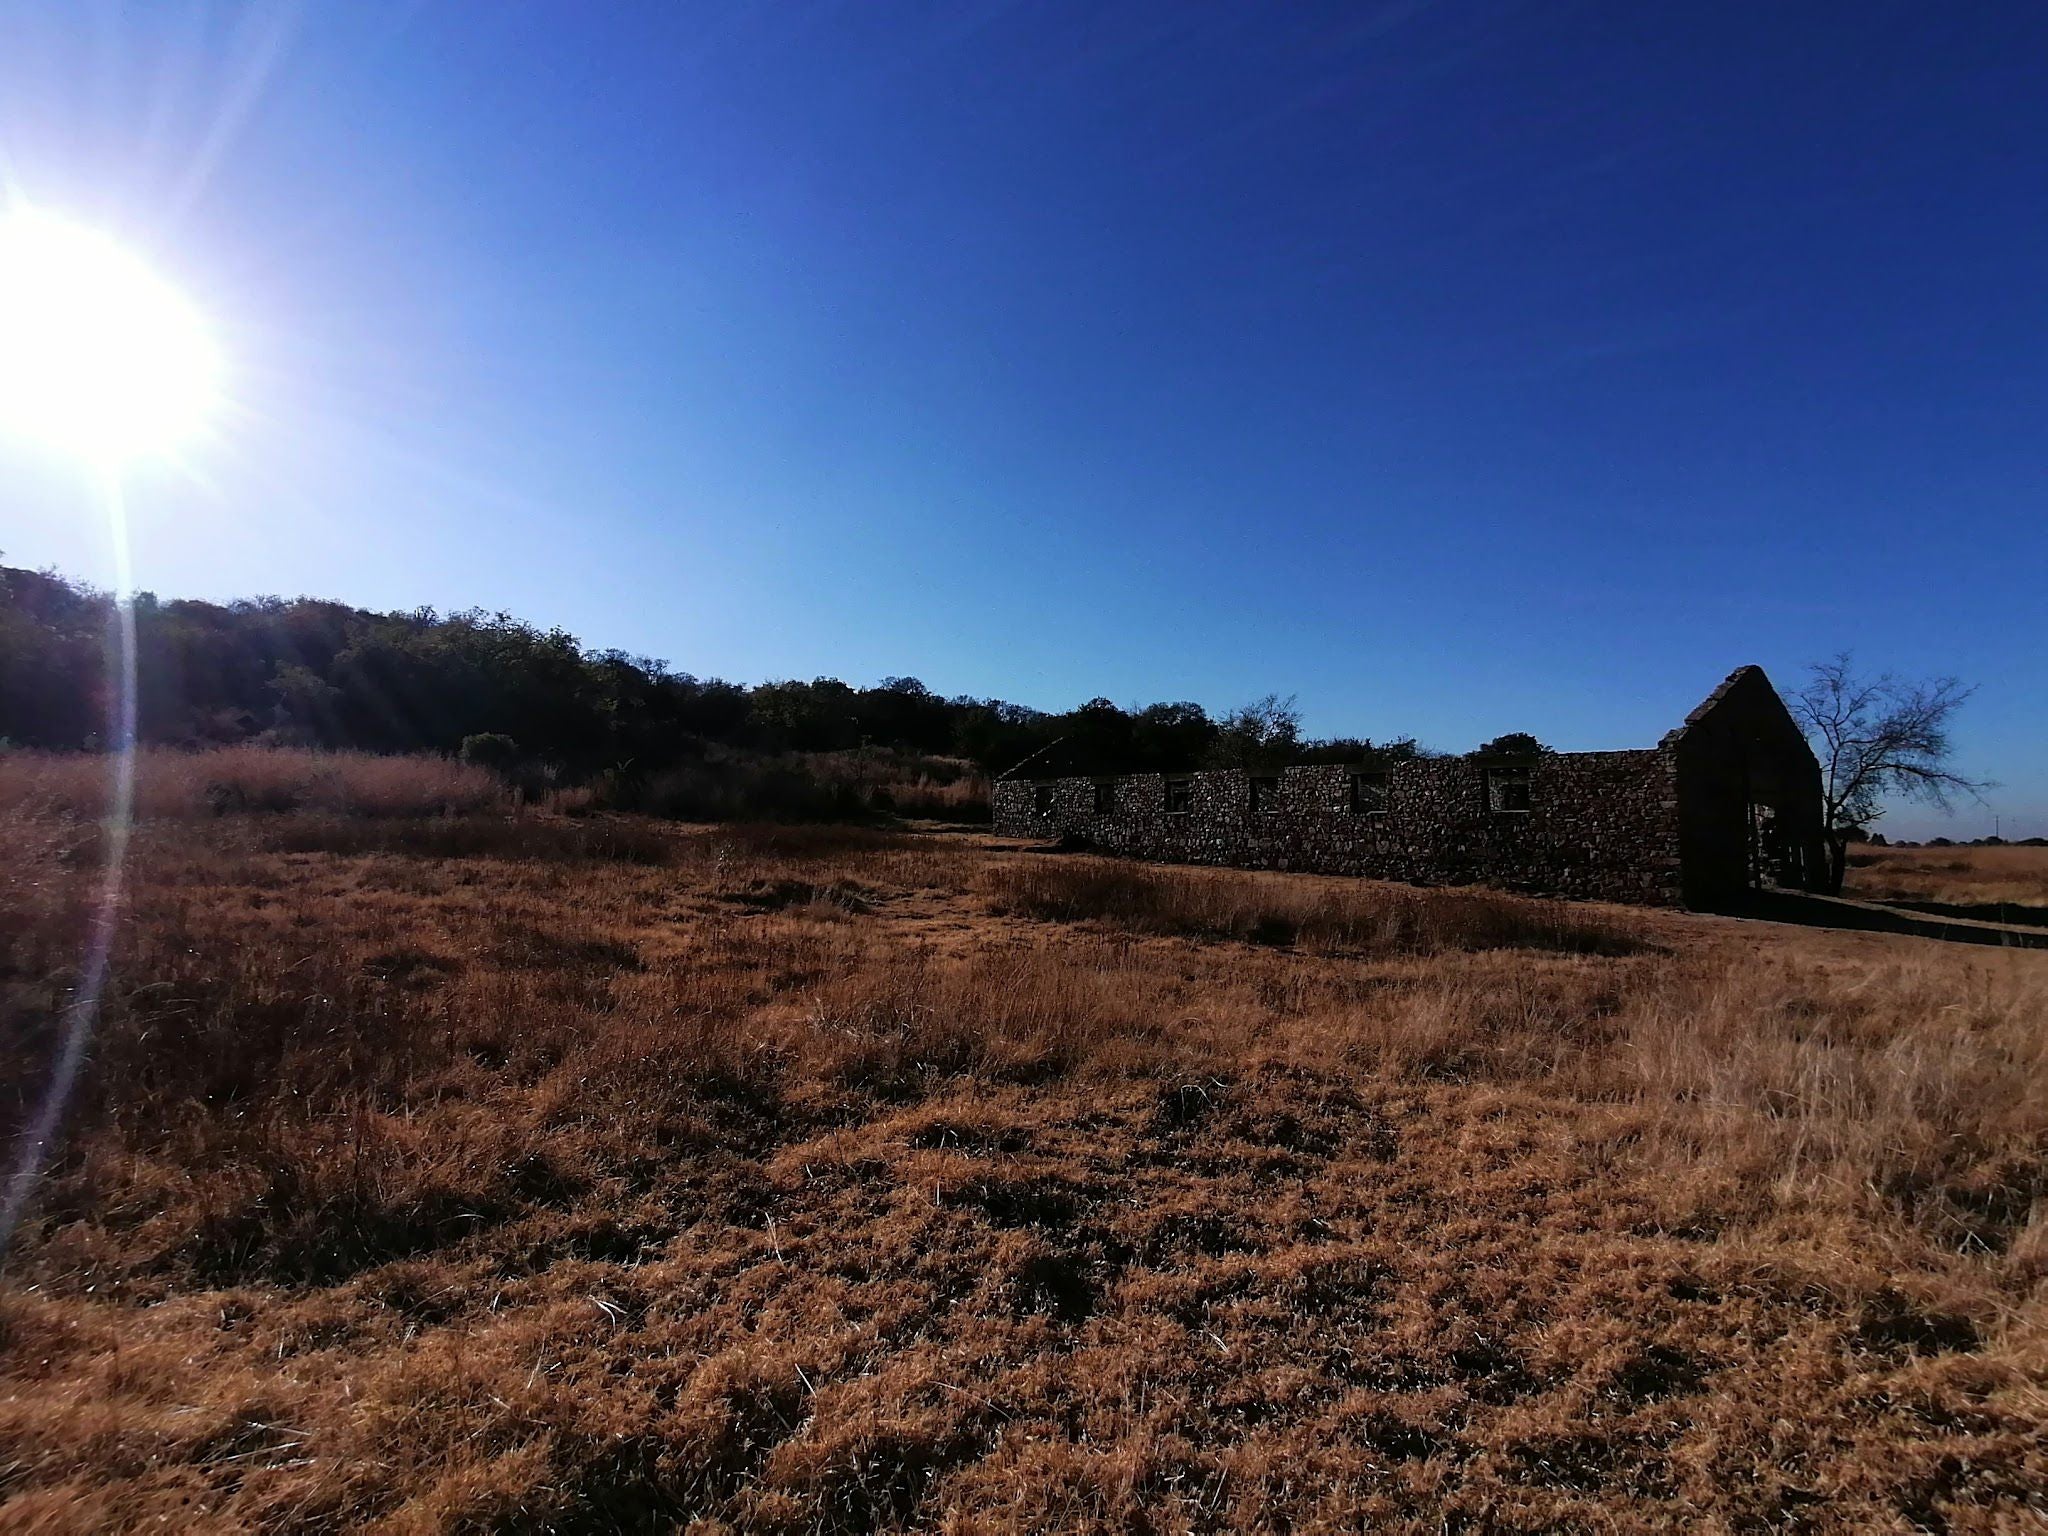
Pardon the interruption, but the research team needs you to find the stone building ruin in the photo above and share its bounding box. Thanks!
[992,666,1829,908]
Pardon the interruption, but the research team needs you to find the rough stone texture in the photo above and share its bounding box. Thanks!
[993,666,1828,910]
[995,751,1683,905]
[1662,665,1830,908]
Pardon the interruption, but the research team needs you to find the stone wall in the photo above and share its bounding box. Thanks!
[993,750,1684,906]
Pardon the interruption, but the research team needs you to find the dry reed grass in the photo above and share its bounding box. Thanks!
[0,806,2042,1530]
[981,857,1644,956]
[0,746,506,820]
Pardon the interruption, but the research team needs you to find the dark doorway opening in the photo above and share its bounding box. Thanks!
[1747,802,1798,891]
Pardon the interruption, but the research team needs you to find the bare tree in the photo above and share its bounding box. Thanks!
[1789,655,1990,893]
[1205,693,1302,770]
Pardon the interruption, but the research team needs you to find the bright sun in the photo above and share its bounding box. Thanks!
[0,207,221,461]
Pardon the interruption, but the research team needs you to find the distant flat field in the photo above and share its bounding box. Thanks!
[2,789,2044,1529]
[1847,842,2048,909]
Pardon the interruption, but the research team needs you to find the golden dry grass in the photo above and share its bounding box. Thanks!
[0,746,506,821]
[1,806,2044,1531]
[1847,842,2048,912]
[980,858,1641,956]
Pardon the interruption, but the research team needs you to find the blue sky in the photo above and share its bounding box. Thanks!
[2,1,2041,837]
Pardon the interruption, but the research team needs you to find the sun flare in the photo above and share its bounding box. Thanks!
[0,207,221,461]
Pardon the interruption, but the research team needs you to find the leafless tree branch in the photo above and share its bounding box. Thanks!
[1789,654,1993,892]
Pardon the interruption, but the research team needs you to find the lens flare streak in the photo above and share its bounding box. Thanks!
[0,469,137,1259]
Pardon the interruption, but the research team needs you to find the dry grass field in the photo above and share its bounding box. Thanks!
[1,765,2044,1530]
[1846,843,2048,915]
[0,746,507,822]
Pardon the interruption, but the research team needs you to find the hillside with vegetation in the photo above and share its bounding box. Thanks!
[0,567,1422,810]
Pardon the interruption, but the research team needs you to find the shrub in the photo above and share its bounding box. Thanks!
[1472,732,1550,757]
[459,733,522,773]
[617,759,870,823]
[584,746,992,825]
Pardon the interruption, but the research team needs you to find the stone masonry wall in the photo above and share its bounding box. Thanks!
[1664,667,1830,907]
[992,751,1684,906]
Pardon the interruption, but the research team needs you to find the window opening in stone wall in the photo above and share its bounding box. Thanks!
[1486,764,1532,813]
[1034,783,1054,815]
[1349,770,1388,813]
[1164,778,1192,814]
[1249,776,1280,813]
[1093,780,1116,815]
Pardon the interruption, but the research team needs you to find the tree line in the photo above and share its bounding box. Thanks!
[0,565,1427,778]
[6,565,1986,882]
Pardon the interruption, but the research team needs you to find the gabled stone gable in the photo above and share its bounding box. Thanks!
[1664,666,1828,906]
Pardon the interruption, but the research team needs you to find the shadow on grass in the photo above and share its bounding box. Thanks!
[1873,898,2048,931]
[1731,891,2048,950]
